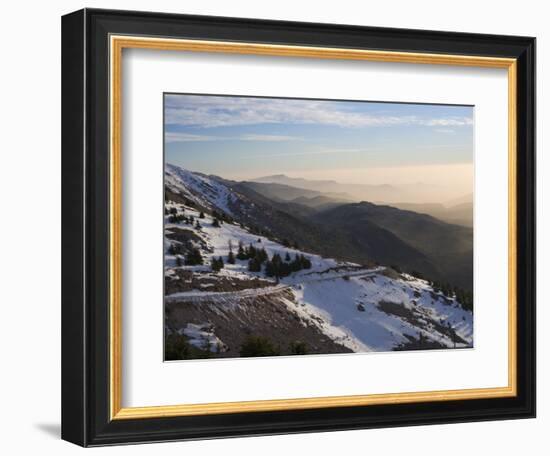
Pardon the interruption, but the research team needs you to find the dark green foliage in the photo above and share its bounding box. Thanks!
[184,248,203,265]
[212,210,233,224]
[165,334,211,360]
[239,336,280,357]
[199,211,205,219]
[264,252,311,278]
[429,279,473,312]
[227,250,236,264]
[454,288,473,312]
[411,270,425,280]
[289,340,309,355]
[248,257,262,272]
[168,213,186,223]
[236,241,247,260]
[212,218,221,228]
[168,243,185,255]
[247,243,257,259]
[390,264,402,273]
[257,247,268,263]
[211,256,224,272]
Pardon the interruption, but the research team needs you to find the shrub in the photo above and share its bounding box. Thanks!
[289,340,308,355]
[239,336,280,357]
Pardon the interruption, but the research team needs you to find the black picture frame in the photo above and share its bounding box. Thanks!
[62,8,536,447]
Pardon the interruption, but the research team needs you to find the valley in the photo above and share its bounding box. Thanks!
[164,164,474,360]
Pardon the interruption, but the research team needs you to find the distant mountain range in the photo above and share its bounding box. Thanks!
[389,201,473,227]
[252,174,449,205]
[164,163,473,359]
[165,165,473,290]
[251,174,473,227]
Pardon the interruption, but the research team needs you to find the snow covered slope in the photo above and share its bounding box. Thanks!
[164,164,473,358]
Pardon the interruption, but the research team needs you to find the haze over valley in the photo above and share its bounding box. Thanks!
[163,94,474,360]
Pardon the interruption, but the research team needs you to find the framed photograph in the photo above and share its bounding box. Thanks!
[61,8,535,447]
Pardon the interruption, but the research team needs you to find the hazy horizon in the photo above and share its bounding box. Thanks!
[165,94,474,203]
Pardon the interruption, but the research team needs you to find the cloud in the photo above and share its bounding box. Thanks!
[238,134,302,142]
[165,132,220,143]
[165,94,473,129]
[165,131,303,143]
[434,128,457,134]
[238,147,375,160]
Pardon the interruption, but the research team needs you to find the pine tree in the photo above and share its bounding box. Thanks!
[212,218,221,228]
[258,248,268,263]
[285,252,291,262]
[265,259,275,277]
[185,248,203,266]
[236,241,247,260]
[248,257,261,272]
[227,250,236,264]
[199,211,205,219]
[211,256,224,272]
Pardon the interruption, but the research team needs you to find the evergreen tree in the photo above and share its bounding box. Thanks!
[195,220,202,229]
[211,256,224,272]
[248,257,261,272]
[236,241,247,260]
[300,254,312,269]
[265,259,275,277]
[285,252,291,262]
[227,250,235,264]
[199,211,205,219]
[212,218,221,228]
[258,248,268,263]
[185,248,203,265]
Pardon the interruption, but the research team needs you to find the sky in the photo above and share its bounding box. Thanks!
[164,93,474,199]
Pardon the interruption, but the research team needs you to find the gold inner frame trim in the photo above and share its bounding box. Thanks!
[109,35,518,421]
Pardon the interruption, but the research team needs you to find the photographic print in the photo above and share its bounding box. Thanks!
[163,94,474,361]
